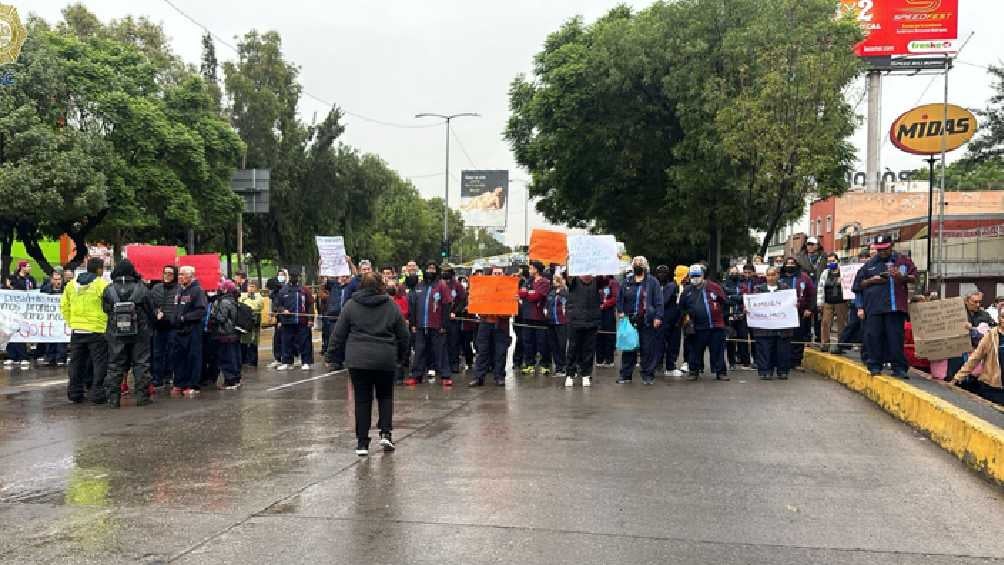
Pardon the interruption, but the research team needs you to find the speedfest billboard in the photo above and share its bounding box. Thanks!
[841,0,959,57]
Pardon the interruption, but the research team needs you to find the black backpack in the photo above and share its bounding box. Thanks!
[109,284,139,340]
[209,298,235,337]
[236,302,255,334]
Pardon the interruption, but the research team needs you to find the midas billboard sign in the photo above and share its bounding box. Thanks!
[889,103,977,155]
[841,0,959,57]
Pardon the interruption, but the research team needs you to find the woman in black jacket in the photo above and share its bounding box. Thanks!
[332,272,411,456]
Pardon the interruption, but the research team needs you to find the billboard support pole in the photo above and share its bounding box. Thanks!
[925,156,936,291]
[865,70,882,192]
[937,58,949,296]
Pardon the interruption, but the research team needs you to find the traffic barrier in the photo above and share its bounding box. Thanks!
[803,349,1004,485]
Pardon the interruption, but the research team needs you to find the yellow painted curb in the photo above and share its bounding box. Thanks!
[804,349,1004,484]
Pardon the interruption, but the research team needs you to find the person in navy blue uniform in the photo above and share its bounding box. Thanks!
[545,274,569,377]
[852,235,917,378]
[654,265,682,378]
[616,256,664,384]
[779,257,816,368]
[407,261,453,386]
[750,268,793,380]
[443,267,468,375]
[679,264,729,380]
[323,274,359,370]
[172,266,208,394]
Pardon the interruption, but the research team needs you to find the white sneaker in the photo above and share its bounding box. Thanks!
[582,376,591,387]
[20,360,30,369]
[268,361,281,369]
[680,363,689,373]
[276,364,291,371]
[301,364,310,371]
[663,370,671,378]
[564,376,574,387]
[669,369,683,378]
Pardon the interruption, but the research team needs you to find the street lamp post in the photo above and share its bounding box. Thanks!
[415,112,480,256]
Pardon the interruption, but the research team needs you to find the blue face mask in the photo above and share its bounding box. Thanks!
[827,262,838,270]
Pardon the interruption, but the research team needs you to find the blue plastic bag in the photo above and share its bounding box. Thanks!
[616,317,639,351]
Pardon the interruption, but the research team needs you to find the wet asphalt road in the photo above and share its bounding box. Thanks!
[2,340,1004,564]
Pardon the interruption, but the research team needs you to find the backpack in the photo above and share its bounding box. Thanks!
[235,301,255,334]
[109,284,139,340]
[209,298,235,337]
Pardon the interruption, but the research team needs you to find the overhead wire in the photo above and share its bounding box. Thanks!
[161,0,443,130]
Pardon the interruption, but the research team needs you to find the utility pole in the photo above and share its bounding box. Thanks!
[415,112,480,256]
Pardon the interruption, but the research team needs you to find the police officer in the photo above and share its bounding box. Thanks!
[102,259,155,408]
[852,235,917,378]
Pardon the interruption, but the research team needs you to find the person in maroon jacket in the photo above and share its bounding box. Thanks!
[596,276,620,367]
[519,261,552,375]
[679,264,729,380]
[443,267,468,375]
[406,261,453,386]
[779,256,816,368]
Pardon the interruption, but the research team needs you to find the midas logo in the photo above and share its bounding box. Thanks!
[889,103,977,155]
[896,117,970,140]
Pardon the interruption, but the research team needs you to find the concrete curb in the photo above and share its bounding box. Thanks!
[803,349,1004,485]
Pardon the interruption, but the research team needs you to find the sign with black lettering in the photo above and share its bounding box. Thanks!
[889,103,977,155]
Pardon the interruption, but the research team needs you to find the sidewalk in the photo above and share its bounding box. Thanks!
[804,348,1004,485]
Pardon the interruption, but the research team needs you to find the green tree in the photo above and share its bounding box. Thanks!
[505,0,861,273]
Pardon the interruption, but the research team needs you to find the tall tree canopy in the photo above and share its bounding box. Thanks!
[505,0,862,271]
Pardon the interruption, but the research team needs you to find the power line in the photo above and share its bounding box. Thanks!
[161,0,443,130]
[450,124,479,169]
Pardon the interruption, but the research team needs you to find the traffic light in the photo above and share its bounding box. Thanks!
[440,239,451,258]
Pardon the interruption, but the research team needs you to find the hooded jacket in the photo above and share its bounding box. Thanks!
[566,277,601,329]
[61,272,110,334]
[102,261,155,339]
[332,288,411,372]
[149,265,181,329]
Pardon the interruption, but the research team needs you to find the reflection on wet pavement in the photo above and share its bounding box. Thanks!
[2,361,1004,564]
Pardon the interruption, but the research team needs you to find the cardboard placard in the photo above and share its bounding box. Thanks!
[177,254,221,292]
[909,297,972,360]
[315,236,351,277]
[467,275,519,316]
[528,229,568,265]
[567,235,620,276]
[743,289,800,330]
[839,263,863,300]
[123,245,178,281]
[0,290,70,343]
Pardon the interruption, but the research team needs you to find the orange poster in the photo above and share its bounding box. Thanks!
[528,229,568,265]
[467,275,519,316]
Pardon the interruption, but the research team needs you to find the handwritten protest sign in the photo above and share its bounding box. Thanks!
[177,254,221,291]
[909,297,972,360]
[839,263,863,300]
[567,235,620,276]
[743,289,799,330]
[528,229,568,265]
[0,290,70,343]
[316,236,351,277]
[467,275,519,316]
[124,245,177,281]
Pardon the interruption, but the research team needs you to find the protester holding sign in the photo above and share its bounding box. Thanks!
[616,256,664,385]
[39,269,68,367]
[852,235,917,378]
[749,268,794,380]
[469,268,516,387]
[519,261,552,376]
[564,274,602,388]
[3,260,36,369]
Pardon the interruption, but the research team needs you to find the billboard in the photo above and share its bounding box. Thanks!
[460,170,508,228]
[842,0,959,57]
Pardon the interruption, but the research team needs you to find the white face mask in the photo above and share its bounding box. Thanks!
[690,276,703,285]
[277,275,287,283]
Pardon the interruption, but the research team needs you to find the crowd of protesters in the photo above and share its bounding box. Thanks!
[2,234,1002,452]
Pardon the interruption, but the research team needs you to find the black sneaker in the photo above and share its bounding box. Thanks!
[107,395,121,409]
[715,373,730,381]
[379,433,395,452]
[355,439,369,457]
[687,371,700,381]
[777,373,789,380]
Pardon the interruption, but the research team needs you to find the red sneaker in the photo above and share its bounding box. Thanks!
[146,384,156,397]
[441,378,454,387]
[403,377,418,386]
[170,386,183,395]
[120,381,130,395]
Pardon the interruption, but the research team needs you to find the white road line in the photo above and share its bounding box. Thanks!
[265,370,344,392]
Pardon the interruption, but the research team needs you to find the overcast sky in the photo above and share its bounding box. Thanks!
[23,1,1004,247]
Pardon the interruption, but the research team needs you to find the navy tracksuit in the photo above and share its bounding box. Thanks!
[473,318,510,384]
[658,280,682,372]
[680,281,728,376]
[172,282,208,389]
[616,274,665,380]
[852,253,917,375]
[323,278,358,365]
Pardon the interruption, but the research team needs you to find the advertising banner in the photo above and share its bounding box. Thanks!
[909,296,972,360]
[528,229,568,265]
[744,289,800,330]
[839,263,864,300]
[889,103,977,156]
[842,0,959,57]
[0,290,70,343]
[467,275,519,316]
[460,170,508,227]
[315,236,351,277]
[567,235,621,276]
